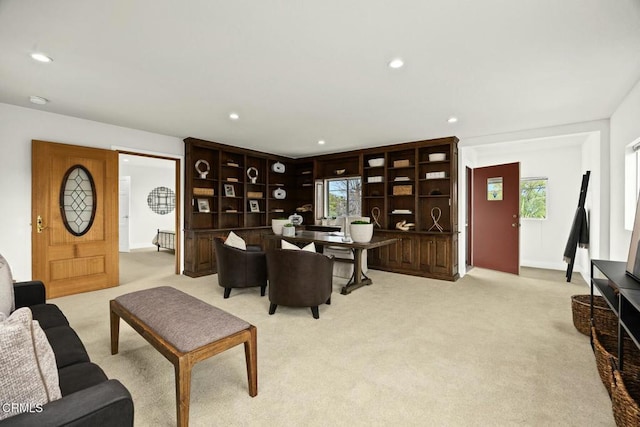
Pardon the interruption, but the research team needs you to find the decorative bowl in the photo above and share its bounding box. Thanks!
[368,158,384,167]
[429,153,446,162]
[334,169,346,175]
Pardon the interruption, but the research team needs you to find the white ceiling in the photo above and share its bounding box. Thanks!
[1,1,639,158]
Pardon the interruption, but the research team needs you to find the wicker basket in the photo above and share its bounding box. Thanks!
[572,295,618,337]
[612,364,640,426]
[592,327,640,397]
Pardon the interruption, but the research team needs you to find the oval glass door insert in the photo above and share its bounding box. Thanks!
[60,165,96,236]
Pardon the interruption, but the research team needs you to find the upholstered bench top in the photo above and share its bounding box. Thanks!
[114,286,250,353]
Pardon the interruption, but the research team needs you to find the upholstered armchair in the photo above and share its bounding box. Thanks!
[213,237,268,298]
[266,248,334,319]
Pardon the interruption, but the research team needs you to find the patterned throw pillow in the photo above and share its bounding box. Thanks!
[0,254,15,318]
[0,308,61,420]
[224,231,247,250]
[281,240,316,252]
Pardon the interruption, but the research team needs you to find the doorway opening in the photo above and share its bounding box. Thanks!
[118,151,181,275]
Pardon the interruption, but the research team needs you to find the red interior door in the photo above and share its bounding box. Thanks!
[471,162,520,274]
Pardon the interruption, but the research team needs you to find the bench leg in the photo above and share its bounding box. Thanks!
[110,302,120,355]
[175,356,192,427]
[244,326,258,397]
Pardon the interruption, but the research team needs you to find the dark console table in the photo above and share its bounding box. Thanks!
[591,259,640,370]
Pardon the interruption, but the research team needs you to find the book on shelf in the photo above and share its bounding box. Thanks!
[391,209,412,214]
[394,176,411,182]
[227,177,239,182]
[426,171,447,179]
[226,162,239,167]
[225,209,238,213]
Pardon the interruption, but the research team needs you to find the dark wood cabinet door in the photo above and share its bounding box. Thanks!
[386,233,418,270]
[430,235,451,275]
[419,235,454,276]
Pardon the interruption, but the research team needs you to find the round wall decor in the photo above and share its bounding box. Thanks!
[147,186,176,215]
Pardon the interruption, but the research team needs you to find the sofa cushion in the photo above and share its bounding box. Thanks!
[58,362,108,396]
[31,320,62,401]
[224,231,247,250]
[0,253,15,318]
[0,308,60,420]
[29,303,70,330]
[44,325,90,369]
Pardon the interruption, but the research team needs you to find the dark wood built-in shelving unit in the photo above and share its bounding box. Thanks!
[184,136,459,280]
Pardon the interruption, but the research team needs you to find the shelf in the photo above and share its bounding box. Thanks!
[222,210,243,214]
[419,160,450,165]
[420,178,450,181]
[388,166,415,170]
[419,195,450,198]
[246,182,266,186]
[194,177,217,182]
[364,196,385,199]
[194,212,218,215]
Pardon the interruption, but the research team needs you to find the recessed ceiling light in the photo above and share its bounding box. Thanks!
[318,140,326,145]
[447,116,459,124]
[31,52,53,63]
[388,58,404,69]
[29,96,48,105]
[229,112,239,120]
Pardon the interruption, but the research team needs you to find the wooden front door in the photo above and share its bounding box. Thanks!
[32,140,119,298]
[471,162,520,275]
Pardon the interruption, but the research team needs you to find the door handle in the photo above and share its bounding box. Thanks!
[36,215,48,233]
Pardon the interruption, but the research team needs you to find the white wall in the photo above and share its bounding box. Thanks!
[611,78,640,261]
[120,159,176,249]
[458,119,609,280]
[0,103,183,280]
[471,138,585,271]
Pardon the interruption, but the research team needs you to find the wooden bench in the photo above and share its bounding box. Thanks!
[110,286,257,426]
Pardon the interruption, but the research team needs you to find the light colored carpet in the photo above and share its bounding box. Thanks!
[50,249,614,426]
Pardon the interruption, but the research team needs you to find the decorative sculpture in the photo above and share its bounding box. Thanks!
[428,207,444,232]
[195,159,210,179]
[395,220,415,231]
[246,167,258,184]
[371,207,382,228]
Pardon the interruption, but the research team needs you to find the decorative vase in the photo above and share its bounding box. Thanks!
[350,223,374,243]
[272,219,289,235]
[282,225,295,237]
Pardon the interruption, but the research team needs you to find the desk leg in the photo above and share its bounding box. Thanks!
[341,248,372,295]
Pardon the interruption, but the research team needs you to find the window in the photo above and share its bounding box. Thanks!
[624,137,640,230]
[520,177,548,219]
[324,177,361,218]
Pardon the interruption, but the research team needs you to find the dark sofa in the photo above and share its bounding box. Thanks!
[1,281,133,426]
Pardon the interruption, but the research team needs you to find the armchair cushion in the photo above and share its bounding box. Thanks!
[224,231,247,250]
[0,254,15,318]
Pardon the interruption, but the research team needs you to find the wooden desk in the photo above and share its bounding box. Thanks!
[265,231,397,294]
